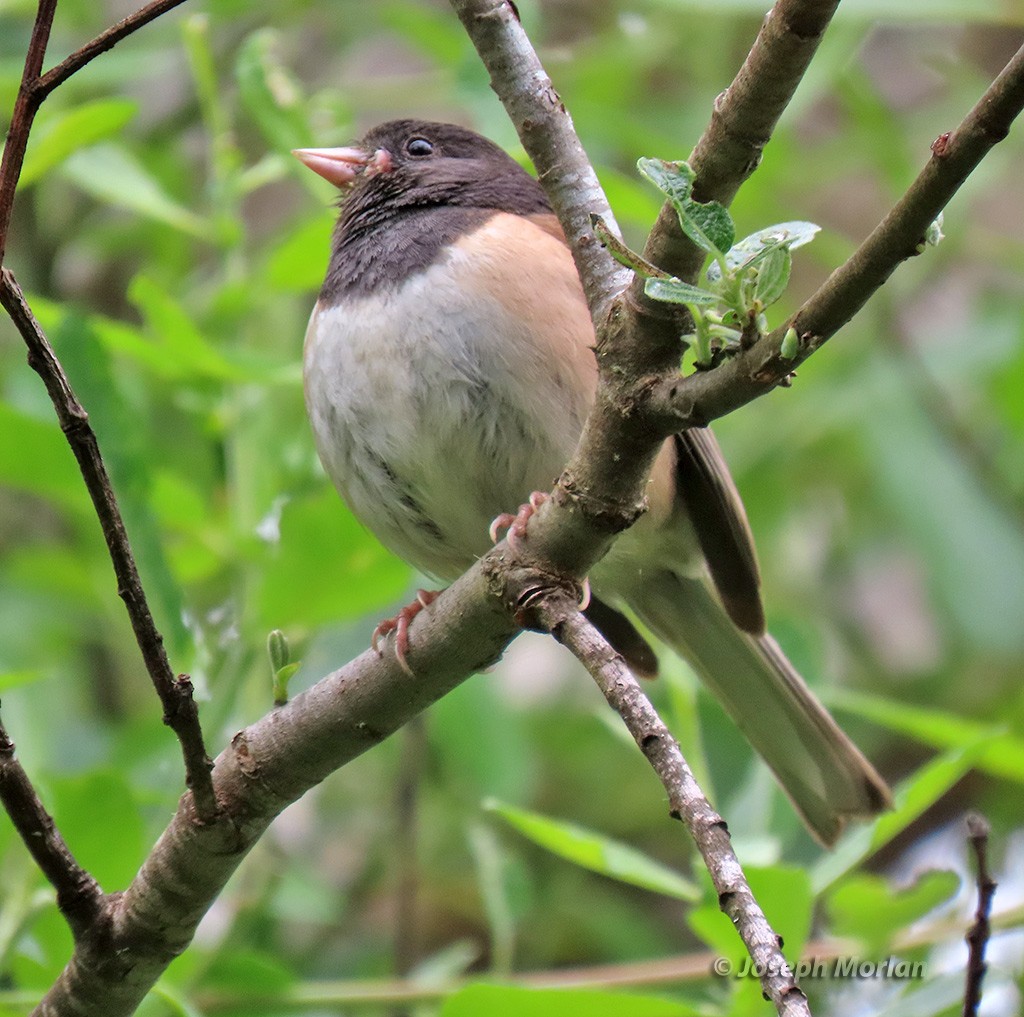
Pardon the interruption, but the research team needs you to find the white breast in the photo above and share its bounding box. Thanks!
[303,213,598,579]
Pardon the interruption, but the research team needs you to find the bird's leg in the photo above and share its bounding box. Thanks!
[372,589,441,675]
[488,491,549,549]
[489,492,590,610]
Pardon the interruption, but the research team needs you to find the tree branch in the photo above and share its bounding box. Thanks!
[0,0,57,261]
[448,0,629,322]
[531,594,809,1017]
[0,271,217,821]
[647,39,1024,430]
[0,717,105,940]
[8,2,1023,1012]
[644,0,840,280]
[32,565,520,1017]
[0,0,217,823]
[34,0,190,100]
[1,1,189,259]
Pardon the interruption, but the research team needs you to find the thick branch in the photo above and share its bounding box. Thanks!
[33,566,519,1017]
[534,596,809,1017]
[644,0,840,280]
[649,39,1024,430]
[0,717,105,939]
[0,271,217,820]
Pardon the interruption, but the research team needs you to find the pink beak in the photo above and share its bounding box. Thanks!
[292,146,392,188]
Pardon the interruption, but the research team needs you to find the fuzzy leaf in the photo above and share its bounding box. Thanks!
[684,199,735,256]
[636,156,694,210]
[754,245,792,307]
[645,276,720,306]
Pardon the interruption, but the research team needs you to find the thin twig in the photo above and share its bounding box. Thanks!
[0,0,191,256]
[534,594,809,1017]
[0,716,105,939]
[35,0,190,100]
[0,271,217,821]
[0,0,58,260]
[0,0,216,821]
[650,40,1024,430]
[962,814,997,1017]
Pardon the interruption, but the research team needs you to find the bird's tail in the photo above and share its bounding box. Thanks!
[627,571,891,846]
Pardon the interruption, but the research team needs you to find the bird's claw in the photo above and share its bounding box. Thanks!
[488,493,590,608]
[371,589,440,675]
[488,491,549,549]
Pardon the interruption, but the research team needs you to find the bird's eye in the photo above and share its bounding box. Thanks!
[405,137,434,157]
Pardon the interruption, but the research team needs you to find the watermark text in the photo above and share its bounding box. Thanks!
[711,955,926,981]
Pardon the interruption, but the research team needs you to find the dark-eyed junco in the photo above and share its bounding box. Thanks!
[294,119,890,845]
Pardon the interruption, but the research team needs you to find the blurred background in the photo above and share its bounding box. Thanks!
[1,1,1023,1015]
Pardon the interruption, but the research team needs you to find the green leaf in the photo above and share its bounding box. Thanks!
[753,245,792,307]
[440,984,695,1017]
[266,215,334,293]
[780,326,800,359]
[486,800,699,901]
[710,221,820,280]
[195,948,295,996]
[689,865,812,965]
[128,275,264,382]
[636,156,694,209]
[637,159,735,254]
[685,199,735,256]
[811,741,984,894]
[236,29,311,153]
[0,670,44,692]
[51,312,190,656]
[872,973,967,1017]
[60,143,214,239]
[827,870,960,955]
[644,276,720,306]
[380,3,473,65]
[830,690,1024,784]
[19,99,138,187]
[590,214,666,277]
[50,770,146,890]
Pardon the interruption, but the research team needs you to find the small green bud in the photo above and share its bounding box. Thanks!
[780,327,800,360]
[268,630,299,706]
[268,629,289,673]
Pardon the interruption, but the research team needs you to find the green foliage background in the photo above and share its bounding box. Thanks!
[1,1,1023,1014]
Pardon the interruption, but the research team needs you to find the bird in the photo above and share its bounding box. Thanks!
[294,119,891,845]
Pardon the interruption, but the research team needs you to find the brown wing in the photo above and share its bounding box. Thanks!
[674,428,765,634]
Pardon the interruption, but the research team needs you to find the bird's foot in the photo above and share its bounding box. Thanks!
[488,491,549,549]
[372,589,440,675]
[488,493,590,609]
